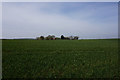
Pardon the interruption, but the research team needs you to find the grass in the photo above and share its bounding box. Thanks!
[2,39,119,78]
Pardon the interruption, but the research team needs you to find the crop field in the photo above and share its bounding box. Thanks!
[2,39,119,78]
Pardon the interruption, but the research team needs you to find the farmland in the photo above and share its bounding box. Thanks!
[2,39,119,78]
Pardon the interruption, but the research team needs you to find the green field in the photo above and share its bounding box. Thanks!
[2,39,119,78]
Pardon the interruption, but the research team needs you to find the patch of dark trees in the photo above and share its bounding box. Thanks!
[36,35,79,40]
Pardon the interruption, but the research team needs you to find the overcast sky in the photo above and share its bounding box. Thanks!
[2,2,118,39]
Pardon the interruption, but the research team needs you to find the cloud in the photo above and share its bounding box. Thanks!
[2,2,118,39]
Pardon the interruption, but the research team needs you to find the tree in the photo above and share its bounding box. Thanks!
[74,36,79,40]
[69,36,74,40]
[61,35,64,39]
[64,37,70,40]
[45,37,49,40]
[36,37,40,40]
[55,37,61,40]
[40,36,44,40]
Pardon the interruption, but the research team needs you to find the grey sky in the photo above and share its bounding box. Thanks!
[2,2,118,39]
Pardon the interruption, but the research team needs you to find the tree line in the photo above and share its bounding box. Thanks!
[36,35,79,40]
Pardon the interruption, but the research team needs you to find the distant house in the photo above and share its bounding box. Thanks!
[45,35,55,40]
[52,35,55,40]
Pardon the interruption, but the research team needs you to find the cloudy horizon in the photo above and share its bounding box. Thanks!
[2,2,118,39]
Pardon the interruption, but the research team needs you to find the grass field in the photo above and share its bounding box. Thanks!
[2,39,119,78]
